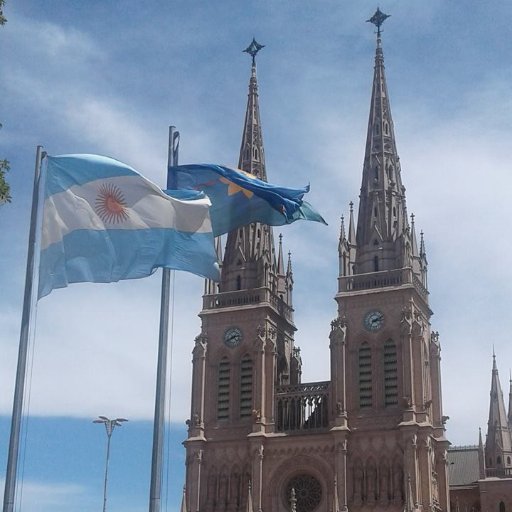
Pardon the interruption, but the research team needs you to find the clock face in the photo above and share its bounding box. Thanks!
[224,327,243,348]
[363,310,384,332]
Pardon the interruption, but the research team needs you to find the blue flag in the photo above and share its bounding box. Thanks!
[38,155,220,298]
[168,164,327,236]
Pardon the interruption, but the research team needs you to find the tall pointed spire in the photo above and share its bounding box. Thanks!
[239,38,267,180]
[485,353,512,476]
[354,10,412,275]
[508,370,512,428]
[219,40,288,303]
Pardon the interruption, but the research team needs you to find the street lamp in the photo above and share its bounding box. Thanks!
[93,416,128,512]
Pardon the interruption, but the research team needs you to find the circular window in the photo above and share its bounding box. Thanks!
[284,474,322,512]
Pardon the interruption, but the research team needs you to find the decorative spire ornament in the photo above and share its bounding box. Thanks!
[243,38,265,66]
[366,8,390,37]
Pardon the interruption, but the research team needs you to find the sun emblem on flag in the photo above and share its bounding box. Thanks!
[219,169,255,199]
[95,183,129,224]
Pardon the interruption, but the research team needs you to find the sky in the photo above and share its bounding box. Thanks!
[1,0,512,511]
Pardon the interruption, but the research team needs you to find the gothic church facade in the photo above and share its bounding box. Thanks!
[184,14,450,512]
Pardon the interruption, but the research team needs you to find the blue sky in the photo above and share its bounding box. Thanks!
[1,1,512,511]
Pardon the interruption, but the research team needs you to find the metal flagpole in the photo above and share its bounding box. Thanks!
[149,126,179,512]
[3,146,45,512]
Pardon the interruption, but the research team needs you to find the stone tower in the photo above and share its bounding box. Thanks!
[334,9,449,511]
[183,12,450,512]
[184,38,299,512]
[484,354,512,477]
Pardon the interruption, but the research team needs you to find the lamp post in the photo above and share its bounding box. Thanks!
[93,416,128,512]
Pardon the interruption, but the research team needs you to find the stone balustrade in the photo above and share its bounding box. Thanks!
[275,381,330,432]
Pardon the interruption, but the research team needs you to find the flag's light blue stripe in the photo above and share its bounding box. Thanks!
[46,155,136,198]
[38,228,219,299]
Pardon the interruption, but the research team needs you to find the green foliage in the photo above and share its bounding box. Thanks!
[0,3,8,205]
[0,158,11,204]
[0,0,6,25]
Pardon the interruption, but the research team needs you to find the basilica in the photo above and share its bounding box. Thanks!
[182,11,512,512]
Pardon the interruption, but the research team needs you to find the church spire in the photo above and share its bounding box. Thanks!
[239,38,266,180]
[485,353,512,475]
[219,40,286,300]
[508,371,512,428]
[354,10,411,275]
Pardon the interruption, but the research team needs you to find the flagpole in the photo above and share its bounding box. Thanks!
[3,146,45,512]
[149,127,180,512]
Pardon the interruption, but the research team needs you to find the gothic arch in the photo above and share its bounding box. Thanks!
[351,458,364,504]
[207,466,218,504]
[391,457,404,503]
[366,457,378,502]
[378,457,391,503]
[218,466,230,508]
[229,465,241,507]
[267,454,331,512]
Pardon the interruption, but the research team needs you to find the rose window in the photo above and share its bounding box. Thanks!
[285,474,322,512]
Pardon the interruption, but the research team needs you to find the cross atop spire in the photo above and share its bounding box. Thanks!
[366,8,390,37]
[243,38,265,66]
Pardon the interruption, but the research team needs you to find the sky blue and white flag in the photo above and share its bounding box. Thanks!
[168,164,327,236]
[38,155,220,299]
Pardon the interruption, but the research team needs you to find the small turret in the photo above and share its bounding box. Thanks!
[286,250,294,307]
[348,201,356,247]
[478,427,486,479]
[204,236,223,295]
[419,230,428,289]
[338,204,357,280]
[277,234,286,297]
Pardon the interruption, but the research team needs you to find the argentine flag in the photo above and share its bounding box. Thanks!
[38,154,220,299]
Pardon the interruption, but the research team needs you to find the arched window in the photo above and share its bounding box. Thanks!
[217,358,230,420]
[507,456,511,465]
[359,343,372,408]
[499,502,505,512]
[236,275,242,290]
[497,456,502,465]
[374,256,379,272]
[240,356,253,418]
[384,340,398,406]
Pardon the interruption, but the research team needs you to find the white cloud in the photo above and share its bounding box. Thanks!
[1,0,512,462]
[0,478,89,512]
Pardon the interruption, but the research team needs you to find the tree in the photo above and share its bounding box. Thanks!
[0,155,11,205]
[0,0,6,25]
[0,2,9,204]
